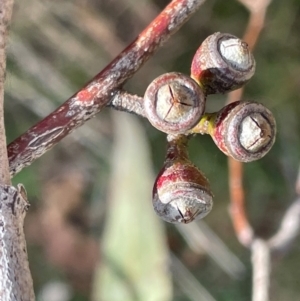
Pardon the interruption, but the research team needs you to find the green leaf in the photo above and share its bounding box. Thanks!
[93,112,172,301]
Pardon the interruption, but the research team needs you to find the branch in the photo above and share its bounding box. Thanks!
[7,0,206,177]
[108,90,145,117]
[228,159,254,247]
[0,185,35,300]
[0,1,35,300]
[251,239,271,301]
[0,0,13,185]
[227,0,272,247]
[268,198,300,253]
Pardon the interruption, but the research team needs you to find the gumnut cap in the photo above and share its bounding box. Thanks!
[212,101,276,162]
[152,161,213,224]
[144,72,206,134]
[191,32,256,94]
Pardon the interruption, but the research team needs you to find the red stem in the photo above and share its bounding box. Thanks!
[8,0,205,177]
[227,9,268,247]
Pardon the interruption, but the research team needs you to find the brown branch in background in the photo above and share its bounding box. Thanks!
[295,164,300,196]
[228,159,254,247]
[227,2,300,300]
[251,239,271,301]
[238,0,271,49]
[7,0,206,178]
[227,0,272,247]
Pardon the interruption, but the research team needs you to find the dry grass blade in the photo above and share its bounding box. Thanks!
[171,253,217,301]
[176,221,245,279]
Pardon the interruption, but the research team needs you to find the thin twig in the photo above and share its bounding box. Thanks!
[268,198,300,253]
[171,253,217,301]
[108,90,145,117]
[227,0,272,247]
[7,0,206,177]
[295,164,300,196]
[251,239,271,301]
[228,159,254,247]
[226,3,272,299]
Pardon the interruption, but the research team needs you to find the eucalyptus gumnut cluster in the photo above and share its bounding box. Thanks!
[143,32,277,224]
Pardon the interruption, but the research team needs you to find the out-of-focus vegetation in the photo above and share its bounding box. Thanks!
[5,0,300,300]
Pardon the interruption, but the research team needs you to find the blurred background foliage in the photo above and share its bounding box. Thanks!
[4,0,300,300]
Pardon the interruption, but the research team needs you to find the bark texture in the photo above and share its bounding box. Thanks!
[0,1,35,300]
[0,185,35,300]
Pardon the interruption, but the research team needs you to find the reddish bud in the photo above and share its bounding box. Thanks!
[211,101,276,162]
[153,135,213,223]
[191,32,255,94]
